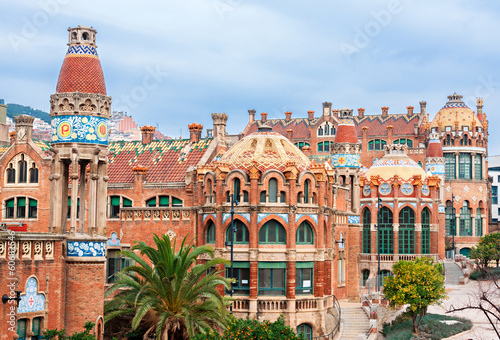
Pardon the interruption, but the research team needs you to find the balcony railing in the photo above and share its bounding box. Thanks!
[295,298,318,311]
[360,253,439,262]
[120,207,191,221]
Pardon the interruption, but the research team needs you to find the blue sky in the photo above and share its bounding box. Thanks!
[2,1,500,154]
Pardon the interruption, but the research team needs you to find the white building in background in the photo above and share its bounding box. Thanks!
[488,155,500,223]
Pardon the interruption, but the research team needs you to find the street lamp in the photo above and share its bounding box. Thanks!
[225,193,238,312]
[451,194,456,260]
[375,194,382,292]
[2,291,21,306]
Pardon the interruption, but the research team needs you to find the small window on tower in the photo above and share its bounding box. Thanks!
[82,32,89,40]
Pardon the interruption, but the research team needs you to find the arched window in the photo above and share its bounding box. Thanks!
[318,127,323,136]
[146,197,156,207]
[82,32,89,40]
[207,179,213,204]
[159,196,169,207]
[459,201,472,236]
[459,153,471,179]
[207,222,216,244]
[362,208,371,253]
[109,196,132,219]
[317,141,330,152]
[5,198,14,218]
[29,164,38,183]
[368,139,386,151]
[399,207,415,254]
[445,200,455,236]
[379,207,393,254]
[233,178,241,202]
[325,124,330,135]
[297,324,313,339]
[421,208,431,254]
[474,155,482,180]
[393,139,413,147]
[296,221,314,244]
[304,179,310,204]
[259,220,286,244]
[475,207,482,237]
[294,141,310,150]
[362,269,370,286]
[6,163,15,183]
[269,178,278,203]
[172,197,182,207]
[18,155,27,183]
[226,220,249,244]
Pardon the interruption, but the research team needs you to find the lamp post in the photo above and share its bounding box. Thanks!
[226,193,238,312]
[376,194,382,292]
[451,194,456,260]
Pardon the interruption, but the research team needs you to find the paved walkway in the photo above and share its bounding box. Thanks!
[444,261,463,286]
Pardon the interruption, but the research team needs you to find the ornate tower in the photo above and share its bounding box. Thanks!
[48,26,109,335]
[49,25,110,236]
[332,108,361,213]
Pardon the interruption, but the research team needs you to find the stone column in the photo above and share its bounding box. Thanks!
[455,152,459,179]
[96,161,108,235]
[49,154,65,234]
[78,160,87,233]
[88,157,98,235]
[471,152,476,180]
[472,216,476,236]
[69,152,79,235]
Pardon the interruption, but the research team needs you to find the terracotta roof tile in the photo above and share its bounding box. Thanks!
[354,113,420,137]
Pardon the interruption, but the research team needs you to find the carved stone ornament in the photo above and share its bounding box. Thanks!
[166,229,176,240]
[249,249,259,261]
[286,250,297,261]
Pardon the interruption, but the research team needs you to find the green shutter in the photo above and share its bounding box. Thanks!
[258,262,286,269]
[6,199,14,207]
[172,198,182,206]
[123,198,132,207]
[29,199,37,207]
[159,196,170,206]
[146,198,156,207]
[111,196,120,205]
[17,197,26,207]
[296,261,314,269]
[226,262,250,269]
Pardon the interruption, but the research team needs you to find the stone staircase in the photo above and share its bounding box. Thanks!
[340,306,371,340]
[444,261,463,286]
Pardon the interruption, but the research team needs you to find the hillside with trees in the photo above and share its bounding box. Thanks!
[0,99,50,123]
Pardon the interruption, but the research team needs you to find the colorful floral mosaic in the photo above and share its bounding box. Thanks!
[18,277,45,314]
[331,154,360,168]
[107,232,120,247]
[51,115,109,145]
[67,241,106,257]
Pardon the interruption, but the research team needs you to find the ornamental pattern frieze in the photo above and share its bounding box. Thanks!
[223,213,250,224]
[67,241,106,257]
[296,214,318,224]
[257,213,288,224]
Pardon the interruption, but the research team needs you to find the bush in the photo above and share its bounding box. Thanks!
[383,313,472,340]
[470,267,500,280]
[192,315,305,340]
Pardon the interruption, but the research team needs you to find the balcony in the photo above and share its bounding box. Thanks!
[360,253,439,263]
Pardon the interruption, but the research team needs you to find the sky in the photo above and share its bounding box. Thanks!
[1,1,500,154]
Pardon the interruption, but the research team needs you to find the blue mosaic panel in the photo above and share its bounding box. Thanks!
[51,115,109,145]
[223,213,250,224]
[203,213,216,222]
[295,214,318,224]
[107,232,120,247]
[67,45,98,56]
[67,241,106,257]
[438,205,445,213]
[331,154,360,168]
[348,215,360,224]
[258,213,288,224]
[425,164,445,175]
[18,277,45,314]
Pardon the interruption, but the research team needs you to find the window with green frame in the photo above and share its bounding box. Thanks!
[304,179,310,203]
[5,198,14,218]
[296,262,314,294]
[399,207,415,254]
[444,134,454,146]
[159,196,169,207]
[269,178,278,203]
[107,248,132,283]
[393,139,413,147]
[146,197,156,207]
[444,153,456,179]
[362,269,370,286]
[110,196,132,218]
[67,197,80,219]
[378,207,393,254]
[296,221,314,244]
[207,222,216,244]
[234,178,241,202]
[226,262,250,295]
[476,208,482,236]
[226,220,249,244]
[259,220,286,244]
[297,324,313,340]
[32,317,43,340]
[172,197,182,207]
[445,200,455,236]
[295,142,310,151]
[459,201,472,236]
[258,262,286,296]
[459,153,471,179]
[17,197,26,218]
[17,318,27,340]
[368,139,386,151]
[317,141,330,152]
[362,208,371,253]
[474,155,482,180]
[421,208,431,254]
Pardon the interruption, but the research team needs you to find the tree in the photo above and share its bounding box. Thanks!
[192,315,306,340]
[470,233,500,272]
[383,257,447,335]
[105,235,234,340]
[43,321,96,340]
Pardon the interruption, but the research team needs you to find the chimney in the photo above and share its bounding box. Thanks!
[407,106,414,115]
[9,131,15,145]
[386,125,393,143]
[302,145,310,156]
[308,110,315,120]
[132,165,148,186]
[358,108,365,118]
[188,123,203,143]
[248,109,256,123]
[332,109,340,118]
[381,106,389,117]
[211,113,228,139]
[322,102,332,116]
[420,101,427,115]
[140,125,156,144]
[261,112,268,122]
[14,114,35,144]
[287,129,293,140]
[285,111,292,121]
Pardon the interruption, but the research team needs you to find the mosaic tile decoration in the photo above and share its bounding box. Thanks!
[223,213,250,224]
[67,241,106,257]
[258,213,288,224]
[18,277,45,314]
[331,154,360,168]
[203,213,216,223]
[67,44,98,56]
[107,232,120,247]
[425,163,445,175]
[296,214,318,224]
[438,205,445,213]
[52,115,109,145]
[348,215,360,224]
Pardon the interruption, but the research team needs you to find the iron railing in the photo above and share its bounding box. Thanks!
[312,295,341,340]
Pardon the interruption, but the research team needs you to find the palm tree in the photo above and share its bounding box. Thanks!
[105,234,233,340]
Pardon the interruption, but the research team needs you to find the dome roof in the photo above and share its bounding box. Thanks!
[218,125,311,173]
[430,93,482,129]
[56,26,106,94]
[334,118,358,144]
[363,144,426,181]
